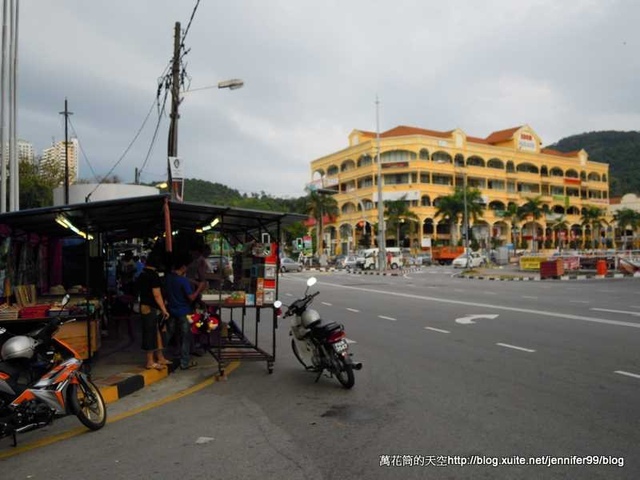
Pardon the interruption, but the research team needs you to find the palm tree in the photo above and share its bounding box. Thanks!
[434,187,485,246]
[498,203,522,247]
[385,196,420,248]
[613,208,640,250]
[548,215,569,250]
[518,196,547,252]
[580,206,605,249]
[305,191,339,256]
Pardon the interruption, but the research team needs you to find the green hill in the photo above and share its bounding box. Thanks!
[547,131,640,197]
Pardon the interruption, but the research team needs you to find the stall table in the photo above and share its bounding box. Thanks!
[200,301,278,376]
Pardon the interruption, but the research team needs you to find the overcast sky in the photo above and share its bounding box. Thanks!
[15,0,640,198]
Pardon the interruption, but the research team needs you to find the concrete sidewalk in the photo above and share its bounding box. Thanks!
[90,318,222,404]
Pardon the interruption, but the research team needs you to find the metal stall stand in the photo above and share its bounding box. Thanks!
[0,195,306,375]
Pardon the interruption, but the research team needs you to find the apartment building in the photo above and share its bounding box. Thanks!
[309,125,610,255]
[2,139,35,164]
[41,138,79,183]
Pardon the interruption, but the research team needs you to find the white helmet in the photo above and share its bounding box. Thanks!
[1,336,37,360]
[301,309,321,328]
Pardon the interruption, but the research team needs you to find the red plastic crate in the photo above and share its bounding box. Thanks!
[19,305,51,318]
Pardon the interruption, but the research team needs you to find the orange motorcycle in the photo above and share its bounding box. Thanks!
[0,295,106,446]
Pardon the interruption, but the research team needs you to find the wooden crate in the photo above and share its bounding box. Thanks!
[55,318,100,360]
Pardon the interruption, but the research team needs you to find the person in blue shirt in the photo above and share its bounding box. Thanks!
[165,252,206,370]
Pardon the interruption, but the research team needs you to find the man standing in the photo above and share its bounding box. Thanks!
[165,252,206,370]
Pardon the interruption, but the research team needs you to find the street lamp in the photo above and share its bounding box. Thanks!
[461,169,470,268]
[375,97,386,272]
[167,75,244,201]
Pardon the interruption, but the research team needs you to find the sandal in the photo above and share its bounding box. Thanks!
[146,362,165,370]
[179,360,198,370]
[158,359,173,365]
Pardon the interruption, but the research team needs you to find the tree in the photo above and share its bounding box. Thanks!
[548,215,569,250]
[580,206,606,249]
[613,208,640,250]
[499,203,522,246]
[18,158,65,209]
[305,190,338,256]
[518,196,547,252]
[434,186,484,246]
[384,196,419,248]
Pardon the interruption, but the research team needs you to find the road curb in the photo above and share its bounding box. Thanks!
[96,366,169,404]
[460,272,631,281]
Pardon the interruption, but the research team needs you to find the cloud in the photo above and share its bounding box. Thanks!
[10,0,640,197]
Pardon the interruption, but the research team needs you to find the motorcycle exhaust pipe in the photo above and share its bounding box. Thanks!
[352,362,363,371]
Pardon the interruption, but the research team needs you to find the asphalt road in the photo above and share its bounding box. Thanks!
[2,268,639,479]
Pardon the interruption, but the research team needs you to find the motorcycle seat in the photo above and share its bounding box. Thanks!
[313,322,342,336]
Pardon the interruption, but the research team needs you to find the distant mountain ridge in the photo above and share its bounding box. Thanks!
[548,131,640,197]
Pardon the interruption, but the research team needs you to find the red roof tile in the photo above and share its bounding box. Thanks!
[484,126,522,144]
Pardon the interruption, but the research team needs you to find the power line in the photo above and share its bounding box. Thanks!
[67,116,99,182]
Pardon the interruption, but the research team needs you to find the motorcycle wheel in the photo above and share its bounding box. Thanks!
[333,352,355,389]
[291,338,309,369]
[69,379,107,430]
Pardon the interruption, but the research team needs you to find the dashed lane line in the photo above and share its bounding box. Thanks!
[614,370,640,380]
[378,315,397,321]
[496,343,536,353]
[424,327,450,334]
[591,308,640,317]
[346,308,360,313]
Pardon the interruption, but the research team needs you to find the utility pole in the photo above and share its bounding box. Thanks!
[59,98,72,205]
[167,21,181,200]
[375,96,386,272]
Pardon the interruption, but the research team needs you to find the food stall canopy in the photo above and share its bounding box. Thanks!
[0,194,307,241]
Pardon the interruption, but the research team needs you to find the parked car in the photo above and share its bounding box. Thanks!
[452,251,487,269]
[280,257,303,272]
[415,253,433,266]
[339,255,360,270]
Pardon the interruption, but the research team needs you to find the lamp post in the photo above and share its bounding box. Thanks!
[462,170,470,268]
[166,22,244,201]
[375,96,386,272]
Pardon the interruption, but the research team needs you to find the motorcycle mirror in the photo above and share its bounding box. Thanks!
[61,294,70,307]
[306,277,317,287]
[0,327,5,335]
[273,300,282,309]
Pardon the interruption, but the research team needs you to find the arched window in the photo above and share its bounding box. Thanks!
[327,165,339,176]
[506,161,515,173]
[380,150,417,163]
[341,202,357,214]
[488,200,505,211]
[421,195,431,207]
[550,167,563,177]
[432,151,452,164]
[454,154,465,167]
[540,166,548,176]
[467,155,485,167]
[516,162,539,174]
[419,148,430,160]
[341,159,356,172]
[357,154,372,168]
[566,169,579,178]
[487,158,504,169]
[587,172,601,182]
[552,205,565,214]
[580,171,586,181]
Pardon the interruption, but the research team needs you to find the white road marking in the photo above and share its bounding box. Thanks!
[346,308,360,313]
[591,308,640,317]
[522,295,538,300]
[614,370,640,379]
[321,302,332,306]
[455,314,499,325]
[315,280,640,329]
[496,343,536,353]
[425,327,450,334]
[569,300,589,304]
[378,315,397,321]
[285,293,293,297]
[483,291,498,295]
[345,338,357,344]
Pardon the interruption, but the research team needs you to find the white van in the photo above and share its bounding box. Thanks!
[362,247,403,270]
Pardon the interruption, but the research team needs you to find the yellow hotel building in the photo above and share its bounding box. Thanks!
[309,125,610,255]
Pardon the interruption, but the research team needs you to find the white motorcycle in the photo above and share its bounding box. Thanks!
[274,277,362,389]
